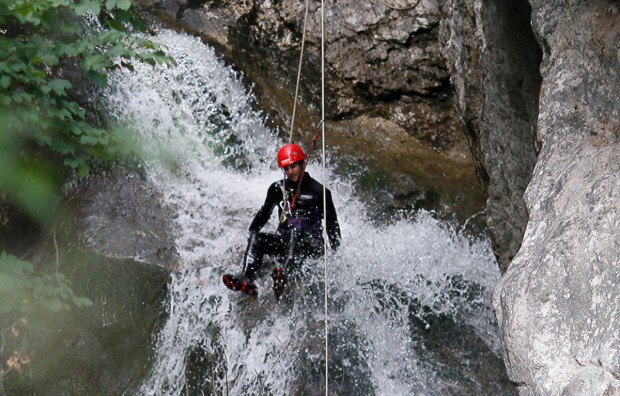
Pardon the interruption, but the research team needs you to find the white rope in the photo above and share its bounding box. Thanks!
[289,1,330,391]
[320,0,329,394]
[289,0,311,142]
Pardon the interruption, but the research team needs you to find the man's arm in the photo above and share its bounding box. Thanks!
[249,182,281,233]
[325,189,341,251]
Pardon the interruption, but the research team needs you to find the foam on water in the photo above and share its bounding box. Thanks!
[103,29,502,395]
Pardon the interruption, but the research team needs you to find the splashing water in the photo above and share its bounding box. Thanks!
[103,29,504,395]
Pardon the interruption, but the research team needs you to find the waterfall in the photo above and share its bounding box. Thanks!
[103,29,505,395]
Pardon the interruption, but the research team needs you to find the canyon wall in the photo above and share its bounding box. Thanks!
[493,1,620,394]
[139,0,619,393]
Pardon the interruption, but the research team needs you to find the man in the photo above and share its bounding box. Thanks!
[222,143,341,298]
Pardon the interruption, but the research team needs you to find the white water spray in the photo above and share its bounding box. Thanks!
[104,29,503,395]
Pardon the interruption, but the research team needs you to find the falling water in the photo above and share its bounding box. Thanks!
[103,29,507,395]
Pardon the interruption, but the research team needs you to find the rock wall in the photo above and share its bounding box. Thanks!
[141,0,487,224]
[70,169,180,270]
[493,1,620,395]
[440,0,542,272]
[147,0,464,150]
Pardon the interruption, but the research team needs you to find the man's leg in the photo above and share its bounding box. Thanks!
[271,230,325,297]
[272,228,311,297]
[243,232,285,279]
[241,232,261,281]
[223,232,284,296]
[283,230,324,270]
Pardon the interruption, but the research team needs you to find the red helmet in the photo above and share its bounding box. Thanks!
[277,143,306,168]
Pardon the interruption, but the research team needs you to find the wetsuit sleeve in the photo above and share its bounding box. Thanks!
[325,188,341,251]
[249,182,281,233]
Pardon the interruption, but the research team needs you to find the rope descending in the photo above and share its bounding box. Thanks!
[319,0,329,393]
[287,0,330,394]
[289,0,312,143]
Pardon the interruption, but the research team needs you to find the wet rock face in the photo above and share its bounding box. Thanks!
[70,169,180,270]
[142,0,465,151]
[493,1,620,395]
[136,0,487,228]
[440,0,543,272]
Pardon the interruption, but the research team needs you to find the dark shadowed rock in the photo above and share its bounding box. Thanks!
[440,0,543,272]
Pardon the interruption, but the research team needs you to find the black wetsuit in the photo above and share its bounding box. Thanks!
[242,172,341,280]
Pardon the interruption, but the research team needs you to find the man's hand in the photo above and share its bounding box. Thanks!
[330,238,340,252]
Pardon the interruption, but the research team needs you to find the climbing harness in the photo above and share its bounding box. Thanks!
[279,185,292,224]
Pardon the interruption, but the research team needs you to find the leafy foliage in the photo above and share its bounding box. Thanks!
[0,251,93,380]
[0,1,172,381]
[0,0,173,182]
[0,251,92,316]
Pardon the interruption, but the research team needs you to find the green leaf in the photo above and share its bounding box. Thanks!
[96,29,123,44]
[80,134,103,145]
[51,0,72,7]
[114,9,130,24]
[129,15,147,32]
[48,78,72,95]
[48,106,73,121]
[106,44,132,58]
[1,165,58,224]
[64,156,88,171]
[73,297,94,307]
[76,161,90,177]
[0,252,34,274]
[119,0,132,10]
[73,0,102,16]
[0,75,11,89]
[49,136,74,154]
[33,133,53,147]
[65,102,86,119]
[85,70,108,87]
[62,43,79,57]
[45,298,66,312]
[35,53,60,66]
[107,18,126,32]
[106,0,132,11]
[12,91,32,104]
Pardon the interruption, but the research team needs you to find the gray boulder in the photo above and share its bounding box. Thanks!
[493,1,620,395]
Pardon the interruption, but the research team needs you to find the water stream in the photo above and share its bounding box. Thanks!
[103,29,507,395]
